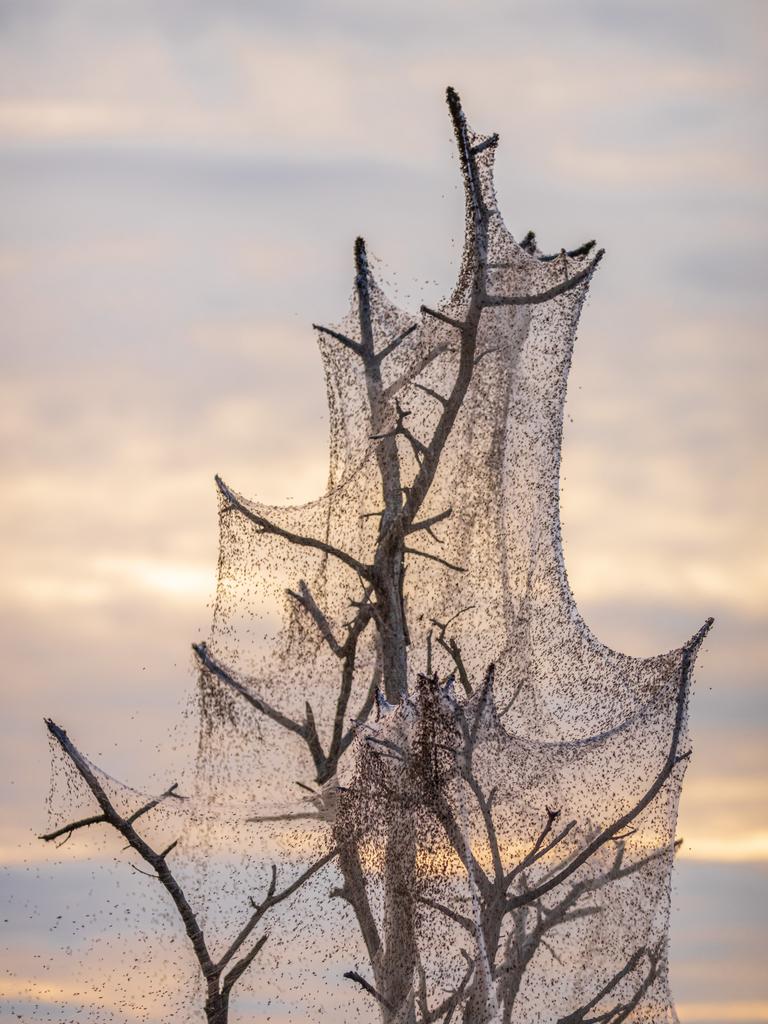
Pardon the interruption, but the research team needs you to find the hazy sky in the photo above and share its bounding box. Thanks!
[0,1,766,1021]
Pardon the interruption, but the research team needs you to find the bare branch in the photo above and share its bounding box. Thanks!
[446,85,488,228]
[218,847,337,972]
[127,784,184,824]
[334,841,382,968]
[193,642,308,741]
[372,399,428,466]
[381,89,492,534]
[469,664,496,745]
[158,839,179,860]
[44,719,217,984]
[329,606,378,764]
[287,581,344,657]
[312,323,364,356]
[404,546,466,573]
[540,240,596,262]
[216,474,369,579]
[354,237,405,529]
[473,344,501,367]
[128,862,159,880]
[408,507,453,535]
[338,649,382,758]
[498,678,526,718]
[425,956,476,1023]
[382,340,452,403]
[492,238,596,266]
[247,811,323,824]
[470,134,499,155]
[376,323,418,363]
[431,608,474,697]
[483,249,604,307]
[556,945,657,1024]
[40,813,107,843]
[303,701,326,776]
[328,654,360,767]
[41,781,183,843]
[560,950,644,1023]
[416,894,475,935]
[465,774,504,887]
[413,381,449,407]
[343,970,393,1010]
[505,808,577,888]
[420,306,466,331]
[509,618,712,912]
[221,933,269,998]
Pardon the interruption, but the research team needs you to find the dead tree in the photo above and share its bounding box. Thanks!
[40,719,335,1024]
[190,86,711,1024]
[42,86,711,1024]
[194,86,605,1022]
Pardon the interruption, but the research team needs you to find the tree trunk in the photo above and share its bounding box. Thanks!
[205,985,227,1024]
[380,825,417,1024]
[375,564,409,704]
[460,895,505,1024]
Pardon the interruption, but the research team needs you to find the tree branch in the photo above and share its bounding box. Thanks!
[372,399,428,467]
[431,608,474,697]
[505,808,577,888]
[215,474,369,579]
[312,323,364,356]
[338,648,382,758]
[386,88,490,531]
[221,933,269,997]
[193,641,309,742]
[412,381,449,407]
[44,719,218,986]
[287,580,344,657]
[404,546,466,573]
[127,783,184,824]
[483,249,604,307]
[425,956,476,1023]
[508,618,712,911]
[471,134,499,156]
[407,508,453,535]
[540,240,596,262]
[420,306,466,331]
[218,848,337,972]
[556,943,661,1024]
[415,894,476,935]
[40,813,107,843]
[376,323,418,363]
[382,340,452,403]
[355,237,404,527]
[343,970,393,1010]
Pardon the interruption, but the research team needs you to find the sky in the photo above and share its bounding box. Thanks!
[0,0,766,1021]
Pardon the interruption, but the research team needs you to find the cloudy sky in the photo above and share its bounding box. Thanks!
[0,1,766,1021]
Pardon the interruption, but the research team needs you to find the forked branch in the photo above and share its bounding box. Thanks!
[556,942,662,1024]
[218,849,338,973]
[507,618,712,911]
[43,719,336,1023]
[483,249,605,307]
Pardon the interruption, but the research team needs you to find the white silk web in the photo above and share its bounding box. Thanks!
[41,88,711,1024]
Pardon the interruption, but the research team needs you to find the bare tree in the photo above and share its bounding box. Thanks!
[188,87,711,1024]
[194,87,605,1021]
[40,719,335,1023]
[43,86,710,1024]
